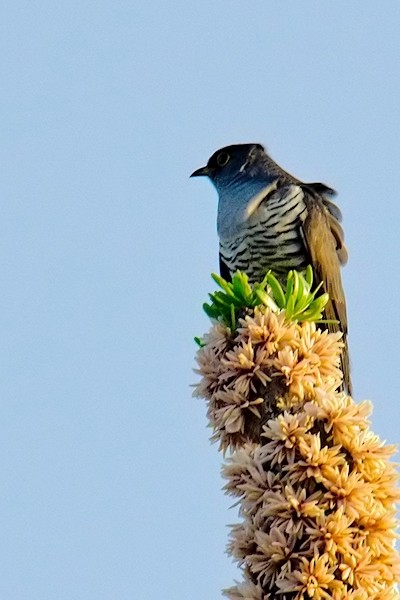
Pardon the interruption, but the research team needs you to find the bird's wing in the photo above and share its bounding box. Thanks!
[301,192,351,393]
[304,183,344,225]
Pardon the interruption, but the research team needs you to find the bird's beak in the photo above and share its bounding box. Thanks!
[190,165,211,178]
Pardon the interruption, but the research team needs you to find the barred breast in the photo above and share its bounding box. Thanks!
[219,185,308,283]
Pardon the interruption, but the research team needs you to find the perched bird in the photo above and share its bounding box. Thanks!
[191,143,351,394]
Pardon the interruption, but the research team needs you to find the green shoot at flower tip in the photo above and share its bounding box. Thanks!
[202,266,330,330]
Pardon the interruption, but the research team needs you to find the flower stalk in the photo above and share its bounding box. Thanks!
[194,269,400,600]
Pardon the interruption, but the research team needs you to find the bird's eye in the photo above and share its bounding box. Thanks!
[216,152,230,167]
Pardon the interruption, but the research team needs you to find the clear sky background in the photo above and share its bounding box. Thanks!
[0,2,399,599]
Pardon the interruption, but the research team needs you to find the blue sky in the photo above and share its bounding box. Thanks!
[0,1,399,598]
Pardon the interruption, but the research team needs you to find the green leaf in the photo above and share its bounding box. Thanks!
[305,264,313,287]
[266,273,286,308]
[292,270,300,305]
[255,289,279,312]
[285,271,294,304]
[230,303,236,330]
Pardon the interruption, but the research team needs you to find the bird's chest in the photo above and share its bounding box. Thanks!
[219,187,309,281]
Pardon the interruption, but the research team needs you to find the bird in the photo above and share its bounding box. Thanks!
[190,143,351,394]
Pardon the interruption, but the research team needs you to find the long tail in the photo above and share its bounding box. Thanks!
[303,198,352,395]
[324,296,352,396]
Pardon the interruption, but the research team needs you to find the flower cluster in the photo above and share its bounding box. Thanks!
[194,304,400,600]
[194,307,343,450]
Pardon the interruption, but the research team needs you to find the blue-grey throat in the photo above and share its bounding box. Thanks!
[191,143,351,394]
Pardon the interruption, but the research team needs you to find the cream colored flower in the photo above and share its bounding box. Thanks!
[223,580,266,600]
[262,411,311,448]
[223,445,279,514]
[298,324,343,381]
[227,521,257,562]
[323,464,373,519]
[275,551,337,599]
[248,526,298,586]
[304,392,372,442]
[305,507,356,560]
[262,485,323,522]
[296,433,346,482]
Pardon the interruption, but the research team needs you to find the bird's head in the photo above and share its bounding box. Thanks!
[190,143,271,193]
